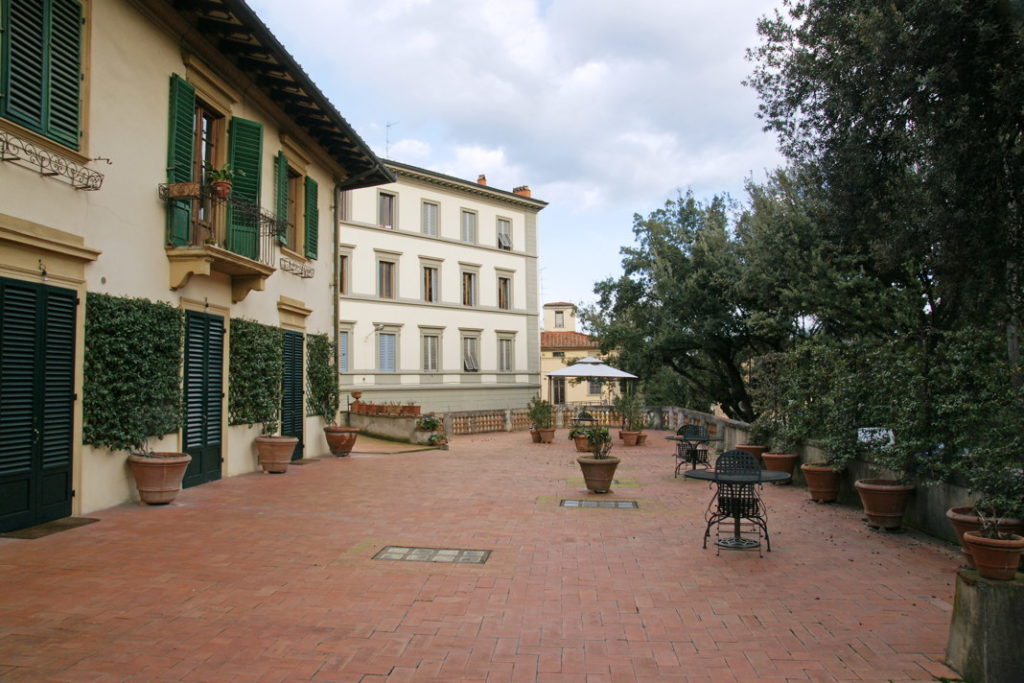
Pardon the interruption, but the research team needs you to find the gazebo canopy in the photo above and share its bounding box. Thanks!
[545,356,637,379]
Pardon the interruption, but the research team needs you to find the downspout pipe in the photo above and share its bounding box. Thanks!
[333,182,343,424]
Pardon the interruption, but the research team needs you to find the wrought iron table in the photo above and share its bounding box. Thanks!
[667,433,722,475]
[684,467,790,550]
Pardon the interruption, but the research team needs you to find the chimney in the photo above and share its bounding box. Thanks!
[513,185,531,197]
[477,174,487,185]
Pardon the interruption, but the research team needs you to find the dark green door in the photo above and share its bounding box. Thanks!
[281,330,304,461]
[182,311,223,488]
[0,278,76,533]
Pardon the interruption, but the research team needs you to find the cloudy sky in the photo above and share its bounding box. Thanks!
[247,0,786,311]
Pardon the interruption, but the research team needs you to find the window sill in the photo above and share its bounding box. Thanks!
[279,245,308,262]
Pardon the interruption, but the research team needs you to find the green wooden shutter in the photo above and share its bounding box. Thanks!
[0,0,82,149]
[304,176,319,259]
[166,74,195,247]
[275,151,288,244]
[46,0,82,148]
[226,117,263,260]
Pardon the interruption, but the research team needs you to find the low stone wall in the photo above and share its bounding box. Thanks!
[346,413,433,445]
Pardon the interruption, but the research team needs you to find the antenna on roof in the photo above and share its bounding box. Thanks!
[385,121,398,158]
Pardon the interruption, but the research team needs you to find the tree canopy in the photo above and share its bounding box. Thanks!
[585,0,1024,496]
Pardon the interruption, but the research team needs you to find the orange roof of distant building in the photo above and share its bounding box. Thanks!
[543,302,575,307]
[541,331,598,349]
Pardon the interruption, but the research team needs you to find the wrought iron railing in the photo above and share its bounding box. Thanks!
[0,128,104,190]
[158,183,284,267]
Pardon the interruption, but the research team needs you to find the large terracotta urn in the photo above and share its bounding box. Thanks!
[324,426,358,457]
[854,479,915,530]
[127,452,191,505]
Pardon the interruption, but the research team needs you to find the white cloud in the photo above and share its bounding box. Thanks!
[247,0,784,305]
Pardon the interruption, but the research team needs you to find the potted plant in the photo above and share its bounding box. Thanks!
[568,426,591,453]
[947,455,1024,569]
[614,392,644,446]
[757,417,801,483]
[527,396,555,443]
[428,431,449,450]
[417,415,441,432]
[254,419,297,473]
[962,506,1024,580]
[576,426,619,493]
[206,163,242,199]
[852,428,917,530]
[126,441,191,505]
[305,333,356,457]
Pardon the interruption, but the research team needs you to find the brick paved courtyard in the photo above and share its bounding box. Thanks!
[0,431,963,682]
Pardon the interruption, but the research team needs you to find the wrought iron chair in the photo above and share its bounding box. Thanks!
[702,449,771,556]
[674,423,710,476]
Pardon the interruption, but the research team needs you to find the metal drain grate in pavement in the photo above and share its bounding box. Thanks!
[560,500,638,509]
[373,546,491,564]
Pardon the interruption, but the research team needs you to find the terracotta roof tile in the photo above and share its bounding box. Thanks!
[541,331,598,349]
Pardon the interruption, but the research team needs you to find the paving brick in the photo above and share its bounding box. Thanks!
[0,431,960,682]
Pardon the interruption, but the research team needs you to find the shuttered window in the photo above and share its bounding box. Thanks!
[226,117,263,260]
[498,338,513,372]
[165,75,196,246]
[462,336,479,372]
[461,210,477,243]
[0,0,83,150]
[422,201,438,236]
[275,151,289,244]
[422,334,439,372]
[378,333,396,372]
[338,331,349,372]
[304,176,318,259]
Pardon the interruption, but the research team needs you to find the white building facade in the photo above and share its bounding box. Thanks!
[338,162,546,412]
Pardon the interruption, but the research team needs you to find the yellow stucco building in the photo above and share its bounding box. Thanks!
[540,302,623,405]
[0,0,391,531]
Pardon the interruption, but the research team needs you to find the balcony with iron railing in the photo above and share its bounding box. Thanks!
[159,182,281,302]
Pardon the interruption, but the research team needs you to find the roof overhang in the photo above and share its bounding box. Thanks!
[165,0,394,190]
[385,160,548,211]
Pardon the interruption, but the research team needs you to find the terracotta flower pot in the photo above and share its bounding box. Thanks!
[573,434,591,452]
[576,455,621,494]
[946,507,1024,569]
[529,429,541,443]
[127,452,191,505]
[537,428,556,444]
[621,430,640,446]
[637,433,648,446]
[255,436,298,473]
[801,464,841,503]
[736,444,767,467]
[963,531,1024,580]
[324,426,358,457]
[210,180,231,199]
[854,479,915,530]
[762,452,798,483]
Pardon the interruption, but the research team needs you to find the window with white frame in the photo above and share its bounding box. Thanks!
[462,270,477,306]
[422,201,438,236]
[338,189,351,222]
[422,265,438,303]
[421,332,440,372]
[497,275,512,310]
[338,253,350,295]
[588,379,603,395]
[460,210,477,243]
[497,218,512,250]
[555,310,565,328]
[379,192,396,229]
[498,336,514,372]
[462,335,479,372]
[338,330,350,372]
[377,331,397,372]
[378,259,396,298]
